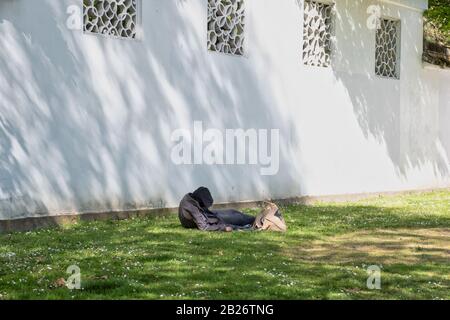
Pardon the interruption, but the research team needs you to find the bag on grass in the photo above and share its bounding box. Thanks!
[253,202,287,232]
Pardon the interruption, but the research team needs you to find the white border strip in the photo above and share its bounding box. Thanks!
[379,0,426,13]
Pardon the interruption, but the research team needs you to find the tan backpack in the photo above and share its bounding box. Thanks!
[253,202,287,232]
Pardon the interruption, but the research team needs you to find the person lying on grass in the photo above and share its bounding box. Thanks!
[178,187,286,232]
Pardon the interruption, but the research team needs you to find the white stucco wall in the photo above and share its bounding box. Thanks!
[0,0,448,220]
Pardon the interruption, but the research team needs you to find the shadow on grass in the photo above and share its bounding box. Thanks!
[0,199,449,299]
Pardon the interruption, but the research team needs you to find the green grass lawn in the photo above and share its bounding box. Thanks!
[0,190,449,300]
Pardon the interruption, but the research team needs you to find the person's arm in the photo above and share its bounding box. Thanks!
[186,207,232,232]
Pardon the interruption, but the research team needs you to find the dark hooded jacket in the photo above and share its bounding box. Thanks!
[178,187,233,231]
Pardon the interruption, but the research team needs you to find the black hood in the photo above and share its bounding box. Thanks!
[191,187,214,209]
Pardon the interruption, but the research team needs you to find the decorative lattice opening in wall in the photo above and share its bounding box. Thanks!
[303,0,333,67]
[83,0,138,39]
[207,0,245,56]
[375,19,401,79]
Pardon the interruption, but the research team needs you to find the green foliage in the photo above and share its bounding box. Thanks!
[425,0,450,44]
[0,191,449,300]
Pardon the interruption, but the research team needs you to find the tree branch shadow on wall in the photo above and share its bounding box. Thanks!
[1,0,448,224]
[330,1,449,180]
[0,0,303,221]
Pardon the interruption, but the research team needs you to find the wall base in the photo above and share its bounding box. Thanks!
[0,187,448,233]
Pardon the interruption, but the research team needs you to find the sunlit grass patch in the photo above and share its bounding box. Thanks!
[0,190,449,300]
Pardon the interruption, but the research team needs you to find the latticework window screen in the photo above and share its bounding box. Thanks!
[83,0,138,39]
[375,18,401,79]
[207,0,245,56]
[303,0,333,67]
